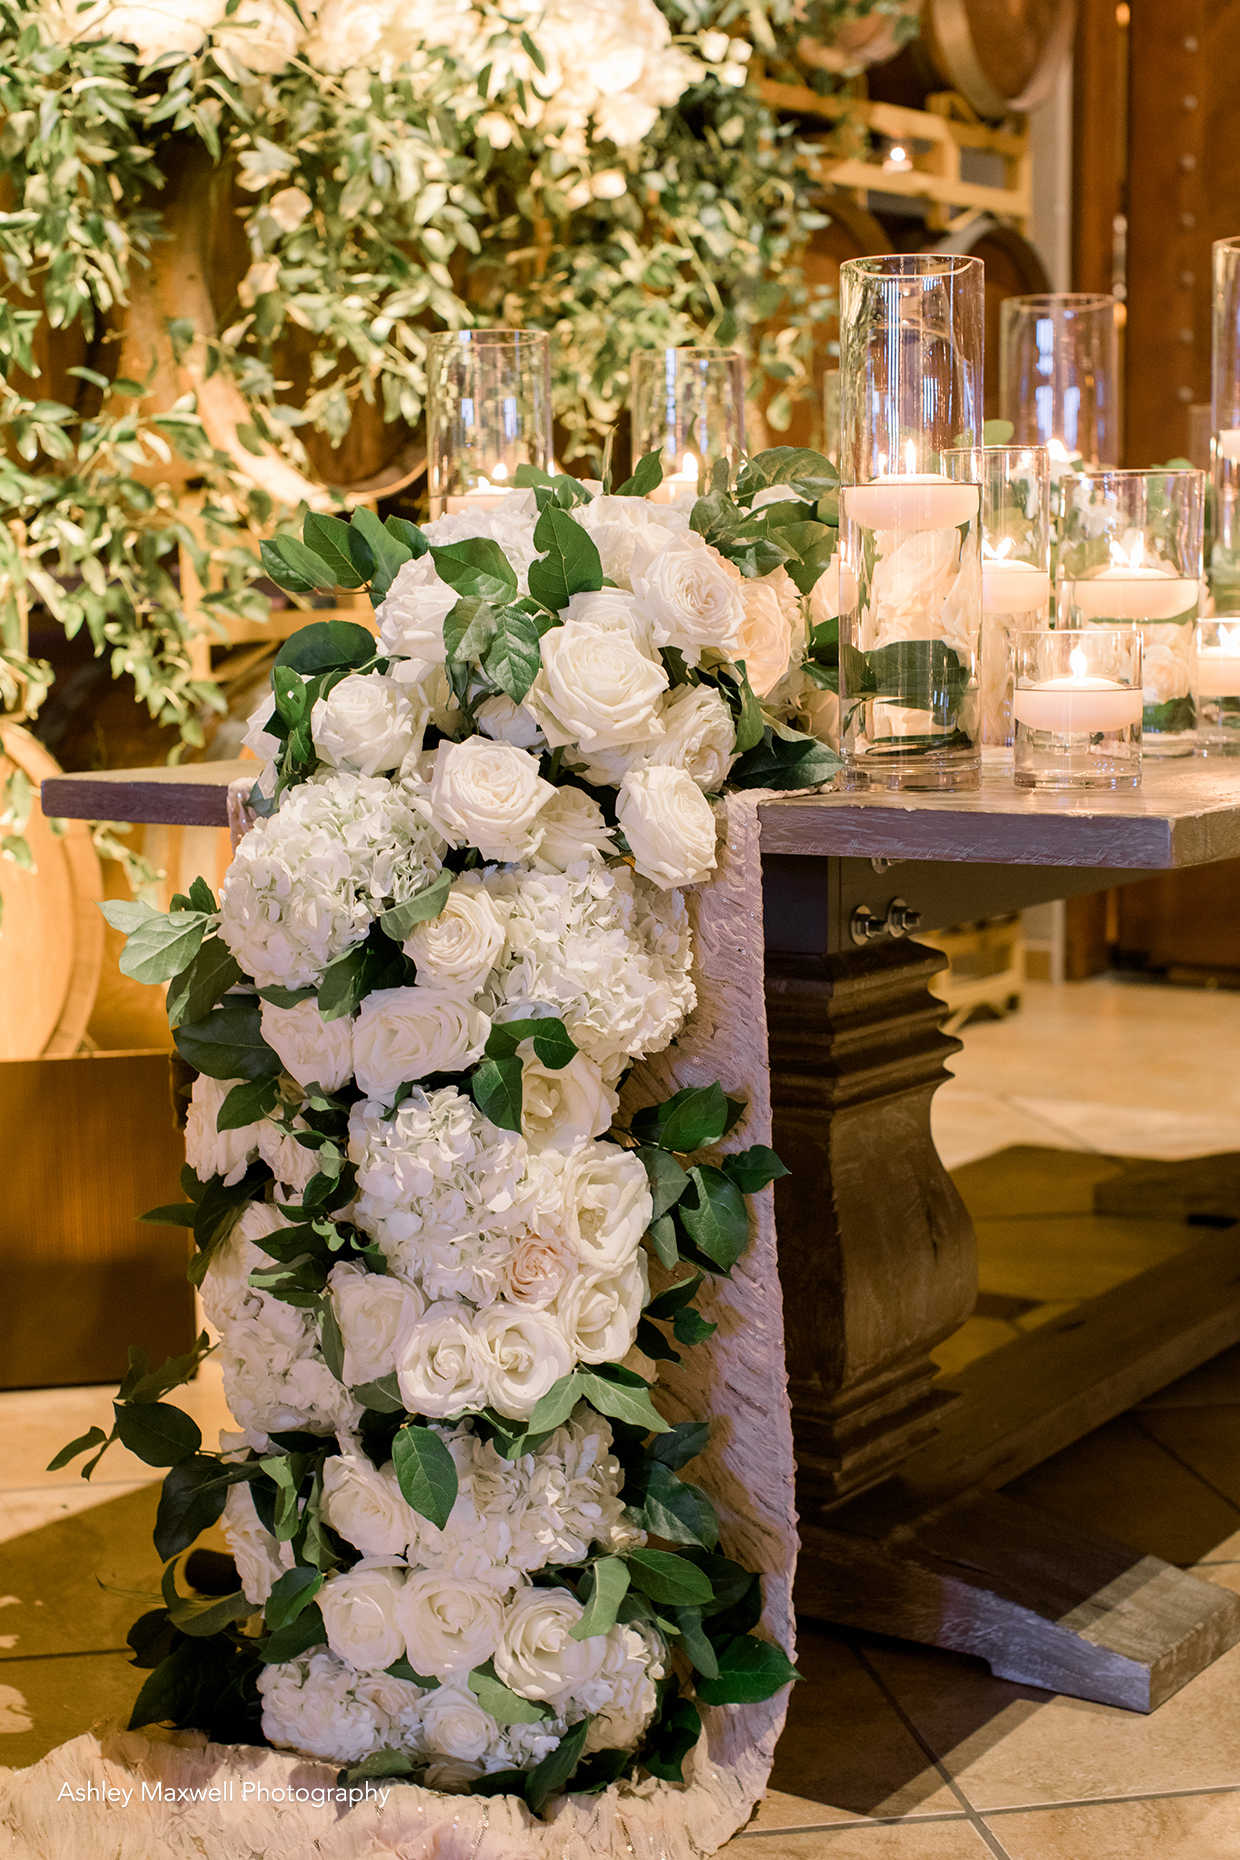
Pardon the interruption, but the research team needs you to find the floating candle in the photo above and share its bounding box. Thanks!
[1063,565,1199,622]
[1014,646,1143,734]
[648,450,700,507]
[843,473,979,532]
[982,556,1052,616]
[444,464,515,512]
[1218,429,1240,463]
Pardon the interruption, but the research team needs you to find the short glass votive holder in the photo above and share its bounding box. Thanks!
[629,346,746,504]
[426,328,552,516]
[1192,619,1240,755]
[1013,628,1142,791]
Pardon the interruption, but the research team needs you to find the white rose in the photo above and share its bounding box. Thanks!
[396,1575,505,1681]
[429,737,553,863]
[632,534,745,665]
[555,1256,648,1365]
[528,620,668,753]
[311,673,420,777]
[1142,627,1192,705]
[493,1587,607,1706]
[503,1229,575,1308]
[735,567,800,697]
[404,880,506,992]
[476,694,545,751]
[397,1303,490,1418]
[259,1648,382,1765]
[259,997,354,1092]
[798,680,840,752]
[616,766,717,890]
[808,552,852,627]
[418,1684,500,1764]
[558,1142,653,1270]
[320,1566,407,1672]
[520,1047,617,1150]
[329,1261,426,1387]
[352,985,490,1098]
[533,786,616,870]
[574,497,690,591]
[321,1453,413,1558]
[561,586,656,649]
[475,1305,574,1420]
[258,1119,318,1199]
[184,1073,261,1186]
[643,683,736,791]
[221,1481,293,1606]
[375,554,456,661]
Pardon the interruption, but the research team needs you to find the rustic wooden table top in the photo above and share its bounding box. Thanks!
[39,757,1240,872]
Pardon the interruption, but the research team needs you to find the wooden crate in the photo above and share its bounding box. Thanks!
[0,1052,194,1388]
[924,914,1026,1025]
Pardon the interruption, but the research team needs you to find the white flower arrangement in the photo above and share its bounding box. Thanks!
[88,447,842,1808]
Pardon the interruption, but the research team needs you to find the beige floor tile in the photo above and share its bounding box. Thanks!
[950,1145,1120,1222]
[932,1087,1091,1173]
[0,1482,149,1552]
[1011,1098,1240,1162]
[0,1484,161,1660]
[1199,1531,1240,1564]
[0,1651,138,1768]
[728,1822,988,1857]
[968,1212,1191,1305]
[864,1628,1240,1810]
[987,1791,1240,1858]
[1141,1344,1240,1409]
[0,1358,231,1492]
[1006,1416,1240,1567]
[1138,1406,1240,1509]
[749,1627,960,1831]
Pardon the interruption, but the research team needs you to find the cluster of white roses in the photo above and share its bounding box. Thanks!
[46,0,704,155]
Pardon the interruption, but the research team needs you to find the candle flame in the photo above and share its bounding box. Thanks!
[1069,645,1088,681]
[985,537,1015,564]
[681,450,698,479]
[903,439,917,477]
[1047,438,1073,462]
[1223,624,1240,654]
[490,461,509,483]
[1111,530,1146,571]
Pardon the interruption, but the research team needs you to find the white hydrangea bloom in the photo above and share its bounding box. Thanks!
[221,1480,294,1607]
[184,1073,263,1187]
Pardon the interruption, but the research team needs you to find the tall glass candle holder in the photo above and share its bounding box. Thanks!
[998,293,1120,468]
[1211,236,1240,614]
[1192,619,1240,755]
[426,329,552,516]
[822,367,841,466]
[943,445,1051,750]
[1058,468,1204,757]
[838,254,984,791]
[1013,628,1142,790]
[630,347,745,505]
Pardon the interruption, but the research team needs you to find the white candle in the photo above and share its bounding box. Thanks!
[649,450,700,507]
[1193,648,1240,696]
[1064,565,1199,622]
[982,558,1052,615]
[1218,429,1240,463]
[1013,674,1143,734]
[843,474,979,532]
[444,467,515,513]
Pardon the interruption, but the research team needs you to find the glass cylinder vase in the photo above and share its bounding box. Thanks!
[629,347,746,505]
[1211,236,1240,614]
[426,329,552,517]
[1057,468,1204,757]
[1192,619,1240,755]
[943,445,1052,750]
[837,254,984,792]
[998,293,1120,469]
[1014,628,1142,791]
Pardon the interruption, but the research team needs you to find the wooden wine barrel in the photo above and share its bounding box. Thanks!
[885,215,1051,417]
[0,725,103,1061]
[751,195,891,453]
[866,0,1076,119]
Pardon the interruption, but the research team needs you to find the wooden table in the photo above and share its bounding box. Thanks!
[43,757,1240,1713]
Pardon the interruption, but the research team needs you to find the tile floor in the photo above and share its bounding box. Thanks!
[3,975,1240,1858]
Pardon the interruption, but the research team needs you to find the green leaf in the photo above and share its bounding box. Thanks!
[351,507,414,602]
[642,1690,701,1782]
[640,1462,719,1549]
[863,639,970,724]
[524,1717,590,1815]
[735,446,838,504]
[646,1213,679,1270]
[525,1372,582,1436]
[385,1657,440,1688]
[174,995,280,1083]
[631,1083,730,1155]
[645,1273,704,1321]
[385,515,428,558]
[468,1665,550,1724]
[528,505,603,612]
[302,512,369,589]
[470,1053,524,1132]
[352,1373,405,1414]
[483,607,543,702]
[721,1145,789,1194]
[139,1204,197,1228]
[694,1633,799,1705]
[378,871,452,943]
[166,938,243,1028]
[431,539,518,604]
[487,1015,576,1070]
[570,1557,630,1640]
[338,1747,417,1784]
[577,1368,669,1434]
[260,534,339,595]
[275,620,376,676]
[46,1425,107,1473]
[637,1147,690,1218]
[615,451,665,497]
[626,1548,713,1608]
[102,902,207,987]
[391,1425,459,1531]
[264,1566,323,1634]
[650,1420,711,1471]
[729,661,765,755]
[673,1306,717,1346]
[730,722,842,791]
[318,1300,345,1381]
[442,594,501,666]
[672,1605,718,1679]
[678,1165,750,1273]
[161,1560,253,1638]
[316,938,405,1021]
[217,1077,278,1131]
[154,1457,251,1561]
[259,1601,327,1663]
[113,1401,202,1469]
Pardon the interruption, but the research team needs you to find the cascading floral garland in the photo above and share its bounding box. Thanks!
[57,447,844,1806]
